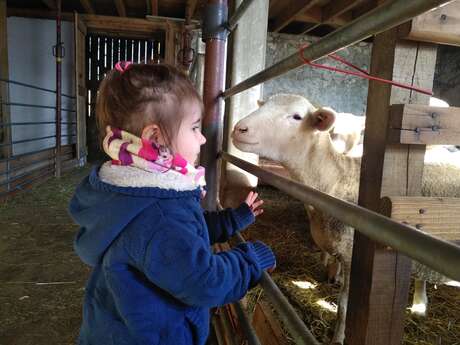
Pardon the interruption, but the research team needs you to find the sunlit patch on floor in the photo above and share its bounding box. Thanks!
[291,280,317,290]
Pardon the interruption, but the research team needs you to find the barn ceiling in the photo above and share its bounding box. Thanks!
[6,0,384,36]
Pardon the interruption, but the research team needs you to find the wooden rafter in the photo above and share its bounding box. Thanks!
[41,0,57,10]
[80,0,95,14]
[114,0,127,17]
[7,8,74,21]
[269,0,323,32]
[186,0,199,24]
[322,0,366,23]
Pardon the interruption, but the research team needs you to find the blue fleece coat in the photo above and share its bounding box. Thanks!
[69,166,275,345]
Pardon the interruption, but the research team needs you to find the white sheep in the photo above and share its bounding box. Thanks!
[231,93,460,345]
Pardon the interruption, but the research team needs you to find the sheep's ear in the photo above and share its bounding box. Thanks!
[308,107,336,131]
[257,99,266,107]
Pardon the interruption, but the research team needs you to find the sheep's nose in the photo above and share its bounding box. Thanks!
[236,125,249,133]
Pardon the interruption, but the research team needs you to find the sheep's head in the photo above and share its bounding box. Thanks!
[232,94,337,161]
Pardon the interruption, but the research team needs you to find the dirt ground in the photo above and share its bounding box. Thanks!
[0,166,92,345]
[1,166,459,345]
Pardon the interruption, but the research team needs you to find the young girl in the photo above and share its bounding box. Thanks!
[69,62,276,345]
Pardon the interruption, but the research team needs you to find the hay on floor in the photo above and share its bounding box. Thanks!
[234,186,460,345]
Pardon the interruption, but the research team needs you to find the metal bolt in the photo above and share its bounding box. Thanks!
[431,112,438,119]
[415,127,421,134]
[419,208,426,214]
[415,224,423,230]
[440,14,447,21]
[432,125,439,131]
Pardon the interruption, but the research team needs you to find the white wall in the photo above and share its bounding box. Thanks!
[7,17,75,155]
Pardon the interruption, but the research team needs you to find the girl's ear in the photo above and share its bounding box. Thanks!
[141,124,166,145]
[307,107,336,131]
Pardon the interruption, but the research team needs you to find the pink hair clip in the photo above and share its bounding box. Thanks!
[115,61,132,74]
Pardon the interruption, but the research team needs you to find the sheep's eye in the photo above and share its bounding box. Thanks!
[292,114,302,120]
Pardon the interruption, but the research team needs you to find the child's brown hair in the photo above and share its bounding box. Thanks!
[96,63,203,149]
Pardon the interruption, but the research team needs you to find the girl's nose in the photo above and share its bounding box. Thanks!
[200,133,207,145]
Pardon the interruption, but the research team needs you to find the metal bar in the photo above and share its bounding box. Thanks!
[227,0,256,31]
[215,203,263,345]
[0,147,58,163]
[233,301,262,345]
[0,122,76,127]
[233,232,319,345]
[0,78,75,99]
[0,156,57,177]
[0,135,56,147]
[222,0,451,98]
[0,102,76,112]
[0,167,55,197]
[222,152,460,281]
[55,0,62,178]
[0,164,55,188]
[200,0,228,212]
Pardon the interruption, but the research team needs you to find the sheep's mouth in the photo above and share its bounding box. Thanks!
[232,138,259,145]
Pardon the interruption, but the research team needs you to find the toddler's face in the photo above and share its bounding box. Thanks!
[173,101,206,165]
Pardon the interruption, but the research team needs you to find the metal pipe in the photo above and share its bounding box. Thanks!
[222,152,460,281]
[0,164,55,188]
[0,156,56,176]
[233,301,262,345]
[0,121,76,127]
[55,0,62,178]
[0,78,75,99]
[200,0,228,211]
[215,202,263,345]
[0,102,76,112]
[227,0,256,31]
[234,232,320,345]
[221,0,451,98]
[0,147,59,163]
[0,167,55,197]
[0,135,57,147]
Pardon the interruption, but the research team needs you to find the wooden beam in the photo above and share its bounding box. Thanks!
[388,104,460,145]
[399,1,460,47]
[114,0,127,17]
[346,28,437,345]
[322,0,366,23]
[381,196,460,241]
[7,8,74,21]
[82,14,171,35]
[80,0,95,14]
[41,0,57,10]
[269,0,322,32]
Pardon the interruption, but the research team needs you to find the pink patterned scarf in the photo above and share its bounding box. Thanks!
[102,126,206,189]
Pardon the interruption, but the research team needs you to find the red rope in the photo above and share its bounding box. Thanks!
[299,45,433,96]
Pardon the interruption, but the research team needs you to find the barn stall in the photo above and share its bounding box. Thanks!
[1,0,460,344]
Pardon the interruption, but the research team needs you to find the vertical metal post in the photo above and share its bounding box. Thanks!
[55,0,62,177]
[200,0,228,211]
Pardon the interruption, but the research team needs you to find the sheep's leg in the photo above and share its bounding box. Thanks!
[331,260,349,345]
[411,279,427,316]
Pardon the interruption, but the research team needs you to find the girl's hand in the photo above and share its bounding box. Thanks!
[245,191,264,217]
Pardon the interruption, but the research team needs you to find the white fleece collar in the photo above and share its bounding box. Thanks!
[98,161,200,191]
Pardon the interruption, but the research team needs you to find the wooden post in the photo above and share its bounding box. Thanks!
[0,0,11,179]
[165,21,177,65]
[74,12,88,165]
[346,27,437,345]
